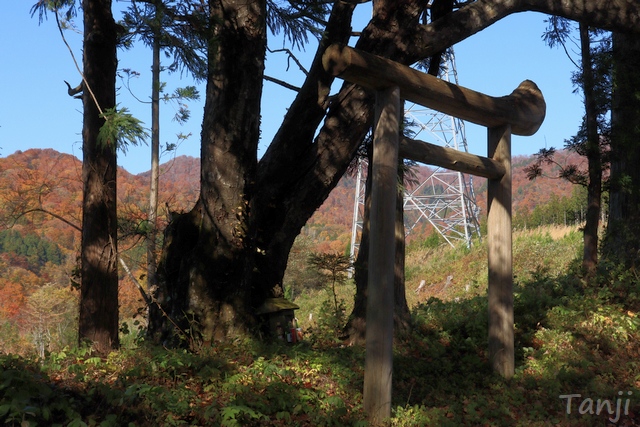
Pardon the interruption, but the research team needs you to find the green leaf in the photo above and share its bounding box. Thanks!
[98,106,148,153]
[0,404,11,417]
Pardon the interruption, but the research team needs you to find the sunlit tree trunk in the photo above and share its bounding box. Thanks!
[78,0,119,353]
[147,0,161,301]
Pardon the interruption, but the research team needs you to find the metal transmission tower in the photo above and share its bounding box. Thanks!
[349,49,481,261]
[403,50,481,247]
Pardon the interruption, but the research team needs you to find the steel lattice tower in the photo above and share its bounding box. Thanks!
[349,49,481,261]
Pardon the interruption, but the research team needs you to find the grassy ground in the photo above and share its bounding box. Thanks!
[2,225,640,426]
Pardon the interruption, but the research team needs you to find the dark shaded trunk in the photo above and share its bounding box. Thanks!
[345,155,411,345]
[150,0,267,343]
[347,157,373,344]
[253,0,423,310]
[602,32,640,267]
[393,166,412,337]
[579,23,602,275]
[251,1,357,291]
[78,0,119,353]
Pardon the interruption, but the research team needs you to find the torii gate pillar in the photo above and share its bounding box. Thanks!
[487,124,514,378]
[363,86,401,420]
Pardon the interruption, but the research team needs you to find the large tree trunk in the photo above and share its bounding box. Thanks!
[151,0,640,343]
[253,0,423,305]
[150,0,267,343]
[78,0,119,354]
[602,32,640,267]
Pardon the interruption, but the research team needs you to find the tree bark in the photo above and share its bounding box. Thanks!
[150,0,267,343]
[602,32,640,267]
[78,0,119,354]
[153,0,640,342]
[147,0,161,306]
[579,23,602,275]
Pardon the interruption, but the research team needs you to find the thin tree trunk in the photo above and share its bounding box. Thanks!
[147,1,161,299]
[346,155,373,344]
[78,0,119,354]
[394,164,411,337]
[579,23,602,275]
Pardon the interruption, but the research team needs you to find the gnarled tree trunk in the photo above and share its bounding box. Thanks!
[150,0,267,343]
[150,0,640,343]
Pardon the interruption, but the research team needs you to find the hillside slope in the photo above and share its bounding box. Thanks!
[0,148,585,255]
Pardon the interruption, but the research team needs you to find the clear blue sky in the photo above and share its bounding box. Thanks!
[0,3,583,175]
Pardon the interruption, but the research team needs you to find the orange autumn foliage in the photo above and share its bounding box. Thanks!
[0,280,26,319]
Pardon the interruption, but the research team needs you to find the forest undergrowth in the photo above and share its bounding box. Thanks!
[2,226,640,426]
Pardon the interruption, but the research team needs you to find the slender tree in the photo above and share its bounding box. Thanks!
[120,0,205,311]
[32,0,146,354]
[528,18,610,275]
[578,22,604,275]
[308,252,351,316]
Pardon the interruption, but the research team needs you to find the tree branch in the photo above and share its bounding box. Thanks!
[267,47,309,75]
[6,208,81,232]
[264,75,300,92]
[54,8,104,117]
[410,0,640,61]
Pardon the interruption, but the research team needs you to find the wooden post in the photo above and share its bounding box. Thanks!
[363,85,400,423]
[487,124,514,378]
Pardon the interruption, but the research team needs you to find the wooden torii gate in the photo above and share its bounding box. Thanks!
[322,44,546,423]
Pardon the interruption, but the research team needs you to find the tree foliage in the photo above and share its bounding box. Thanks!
[308,252,351,316]
[98,106,148,154]
[266,0,330,48]
[0,230,64,269]
[120,0,208,80]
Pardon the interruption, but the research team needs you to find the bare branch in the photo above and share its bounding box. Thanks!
[264,75,301,92]
[53,8,105,117]
[5,208,81,232]
[267,47,309,75]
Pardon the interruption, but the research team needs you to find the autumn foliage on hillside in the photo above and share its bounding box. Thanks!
[0,149,200,355]
[0,148,582,355]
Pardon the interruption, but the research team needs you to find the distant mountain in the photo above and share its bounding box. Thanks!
[0,148,584,255]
